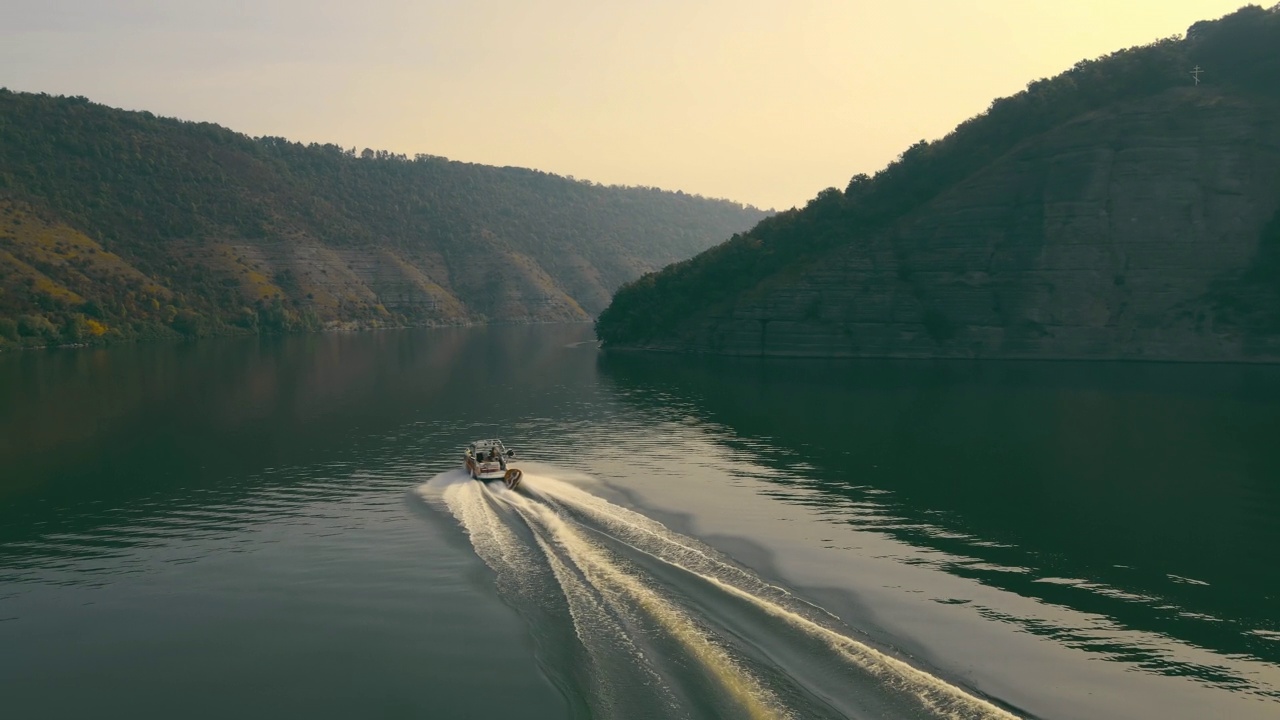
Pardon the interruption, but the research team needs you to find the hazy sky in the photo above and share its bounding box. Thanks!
[0,1,1254,209]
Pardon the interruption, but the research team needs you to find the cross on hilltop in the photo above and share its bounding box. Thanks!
[1191,66,1204,85]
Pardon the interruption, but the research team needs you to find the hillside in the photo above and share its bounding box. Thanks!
[596,5,1280,362]
[0,92,769,348]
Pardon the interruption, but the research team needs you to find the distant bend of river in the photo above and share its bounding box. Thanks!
[1,325,1278,719]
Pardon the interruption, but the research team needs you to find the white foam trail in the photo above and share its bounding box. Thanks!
[425,470,1021,719]
[524,503,667,716]
[437,477,533,577]
[433,475,679,718]
[522,473,1020,720]
[496,488,792,720]
[524,473,840,621]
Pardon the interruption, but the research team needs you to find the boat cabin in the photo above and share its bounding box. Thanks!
[467,439,511,461]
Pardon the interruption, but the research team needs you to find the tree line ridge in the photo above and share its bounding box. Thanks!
[0,91,769,349]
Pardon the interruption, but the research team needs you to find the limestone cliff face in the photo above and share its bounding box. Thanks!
[671,89,1280,361]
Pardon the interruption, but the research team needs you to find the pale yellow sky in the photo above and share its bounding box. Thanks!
[0,1,1256,208]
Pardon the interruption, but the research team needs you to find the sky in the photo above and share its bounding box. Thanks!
[0,1,1257,209]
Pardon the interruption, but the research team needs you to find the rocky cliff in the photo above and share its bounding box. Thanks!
[691,89,1280,361]
[597,6,1280,362]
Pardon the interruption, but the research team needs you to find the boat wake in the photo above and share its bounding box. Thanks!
[419,470,1023,720]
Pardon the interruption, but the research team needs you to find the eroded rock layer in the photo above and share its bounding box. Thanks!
[649,90,1280,362]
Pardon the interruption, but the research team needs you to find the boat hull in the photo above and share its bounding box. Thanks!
[466,459,505,480]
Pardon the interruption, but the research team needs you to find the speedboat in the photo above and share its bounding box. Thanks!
[464,439,523,489]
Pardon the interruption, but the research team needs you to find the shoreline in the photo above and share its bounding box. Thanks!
[0,317,596,354]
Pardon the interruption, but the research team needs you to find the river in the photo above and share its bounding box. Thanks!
[1,324,1277,719]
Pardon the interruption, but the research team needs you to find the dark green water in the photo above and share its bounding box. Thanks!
[2,325,1278,719]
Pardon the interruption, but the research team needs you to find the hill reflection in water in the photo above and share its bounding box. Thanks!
[597,352,1280,681]
[0,325,599,570]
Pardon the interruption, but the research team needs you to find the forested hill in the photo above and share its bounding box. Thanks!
[0,92,768,348]
[597,5,1280,363]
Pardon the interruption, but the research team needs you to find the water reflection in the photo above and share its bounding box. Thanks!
[1,327,589,720]
[4,327,1279,713]
[0,325,599,585]
[597,352,1280,685]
